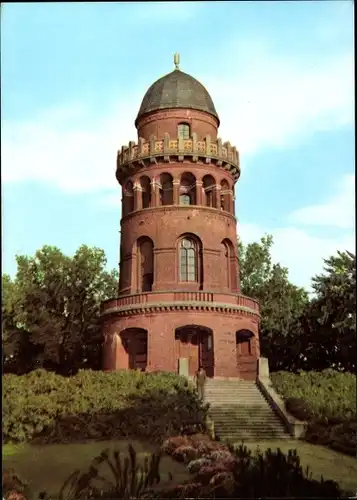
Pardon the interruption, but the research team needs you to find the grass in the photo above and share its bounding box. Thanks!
[4,438,357,497]
[3,439,190,498]
[239,439,357,494]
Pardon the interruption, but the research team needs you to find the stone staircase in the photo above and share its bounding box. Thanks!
[204,378,291,442]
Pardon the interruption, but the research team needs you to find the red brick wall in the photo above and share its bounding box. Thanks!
[136,108,219,142]
[119,205,239,294]
[102,310,259,379]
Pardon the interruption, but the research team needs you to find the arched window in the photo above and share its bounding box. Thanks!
[222,238,237,292]
[220,180,231,212]
[180,193,191,205]
[178,123,190,139]
[221,241,230,289]
[203,175,216,208]
[159,173,173,206]
[180,238,196,281]
[137,237,154,292]
[180,172,196,205]
[140,176,151,209]
[123,180,134,216]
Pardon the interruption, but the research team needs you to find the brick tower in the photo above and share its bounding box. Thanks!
[101,55,261,379]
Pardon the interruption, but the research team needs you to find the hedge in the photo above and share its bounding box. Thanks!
[271,369,356,456]
[3,369,207,445]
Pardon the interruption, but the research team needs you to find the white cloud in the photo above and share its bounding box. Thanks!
[203,46,354,161]
[2,32,353,194]
[239,174,355,291]
[2,99,139,193]
[289,173,355,229]
[238,222,355,292]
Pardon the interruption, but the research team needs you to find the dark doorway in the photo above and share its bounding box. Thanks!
[236,329,256,380]
[175,325,214,377]
[121,328,148,371]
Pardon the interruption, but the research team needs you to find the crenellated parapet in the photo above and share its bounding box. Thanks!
[116,133,240,184]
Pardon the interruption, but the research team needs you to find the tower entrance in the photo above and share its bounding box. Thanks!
[236,329,256,380]
[175,325,214,377]
[121,328,148,371]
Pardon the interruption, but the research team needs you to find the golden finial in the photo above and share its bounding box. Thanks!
[174,52,180,70]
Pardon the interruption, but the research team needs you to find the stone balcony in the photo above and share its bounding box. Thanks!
[116,133,240,183]
[101,290,260,318]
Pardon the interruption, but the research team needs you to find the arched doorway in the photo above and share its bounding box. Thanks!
[236,329,256,380]
[175,325,214,377]
[120,328,148,371]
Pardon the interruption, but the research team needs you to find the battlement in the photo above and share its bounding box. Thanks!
[116,133,240,183]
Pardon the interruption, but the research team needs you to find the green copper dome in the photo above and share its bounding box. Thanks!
[136,67,219,125]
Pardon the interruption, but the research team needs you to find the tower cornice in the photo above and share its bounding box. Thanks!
[116,133,240,184]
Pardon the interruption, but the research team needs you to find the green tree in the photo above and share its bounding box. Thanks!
[238,235,309,370]
[300,250,356,372]
[2,245,118,374]
[2,274,38,374]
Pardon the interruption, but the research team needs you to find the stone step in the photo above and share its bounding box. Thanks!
[217,435,291,441]
[207,402,274,407]
[211,420,284,426]
[210,414,280,419]
[216,428,290,436]
[209,419,285,429]
[206,401,267,405]
[205,390,263,394]
[209,412,280,419]
[202,379,290,440]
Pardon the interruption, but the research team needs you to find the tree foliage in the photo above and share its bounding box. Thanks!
[297,250,356,372]
[2,245,118,375]
[238,235,309,370]
[2,240,354,375]
[238,237,355,373]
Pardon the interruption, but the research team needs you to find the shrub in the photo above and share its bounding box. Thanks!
[161,433,227,459]
[285,397,315,420]
[153,445,344,498]
[172,445,199,464]
[2,469,30,500]
[271,370,356,421]
[3,370,207,444]
[271,370,356,456]
[187,457,212,474]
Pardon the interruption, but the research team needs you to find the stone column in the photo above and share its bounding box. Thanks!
[231,194,236,214]
[173,179,180,205]
[196,181,203,205]
[133,183,142,211]
[215,185,221,209]
[151,178,159,207]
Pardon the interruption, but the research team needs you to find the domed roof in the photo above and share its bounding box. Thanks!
[136,56,219,124]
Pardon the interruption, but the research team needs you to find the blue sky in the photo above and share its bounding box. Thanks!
[2,1,354,292]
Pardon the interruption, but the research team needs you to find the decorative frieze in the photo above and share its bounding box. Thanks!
[116,133,240,183]
[101,301,260,321]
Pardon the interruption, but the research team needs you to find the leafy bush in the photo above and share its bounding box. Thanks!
[3,369,207,444]
[162,434,226,459]
[153,442,345,498]
[271,370,356,456]
[285,397,315,420]
[2,469,30,500]
[271,370,356,420]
